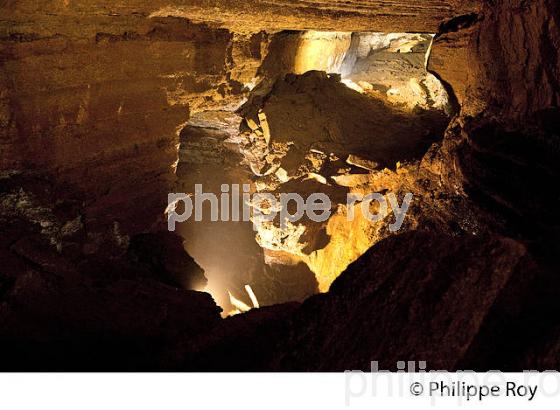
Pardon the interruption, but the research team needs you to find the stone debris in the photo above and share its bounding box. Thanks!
[346,154,379,171]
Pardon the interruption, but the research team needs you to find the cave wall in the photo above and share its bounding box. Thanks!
[428,0,560,231]
[0,0,481,243]
[2,0,559,371]
[429,0,560,122]
[184,0,560,371]
[150,0,479,33]
[263,0,560,371]
[1,10,266,243]
[0,8,236,368]
[3,0,552,256]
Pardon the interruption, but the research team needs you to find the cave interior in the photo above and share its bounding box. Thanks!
[0,0,559,371]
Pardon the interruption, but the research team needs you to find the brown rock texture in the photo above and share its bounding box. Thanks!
[0,0,559,372]
[1,16,241,238]
[269,230,532,371]
[428,0,560,237]
[0,172,221,370]
[429,0,560,121]
[149,0,479,33]
[236,70,450,292]
[0,0,480,35]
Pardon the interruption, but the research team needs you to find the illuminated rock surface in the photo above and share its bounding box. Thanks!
[0,0,559,370]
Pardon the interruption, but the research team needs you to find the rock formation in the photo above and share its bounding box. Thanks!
[1,0,559,371]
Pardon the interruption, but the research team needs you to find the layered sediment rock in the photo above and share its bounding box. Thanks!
[430,0,560,121]
[428,0,560,236]
[1,11,241,368]
[149,0,479,33]
[1,0,559,371]
[1,16,249,239]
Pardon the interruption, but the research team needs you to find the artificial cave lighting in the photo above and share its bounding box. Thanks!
[292,31,352,74]
[3,0,554,377]
[176,29,451,314]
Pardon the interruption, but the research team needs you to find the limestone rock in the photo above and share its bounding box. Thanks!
[271,231,531,371]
